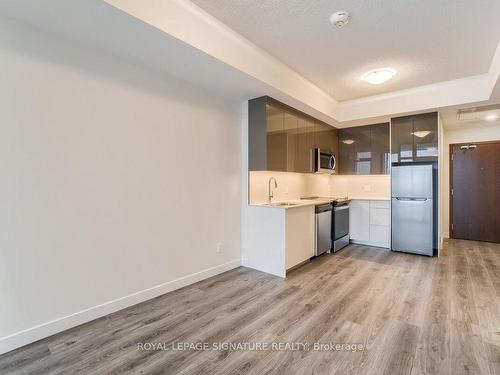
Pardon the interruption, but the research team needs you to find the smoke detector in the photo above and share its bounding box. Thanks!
[330,11,351,28]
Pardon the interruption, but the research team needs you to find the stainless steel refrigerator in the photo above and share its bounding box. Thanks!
[391,165,433,256]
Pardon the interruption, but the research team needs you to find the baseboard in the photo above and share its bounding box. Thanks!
[0,259,241,355]
[350,239,390,249]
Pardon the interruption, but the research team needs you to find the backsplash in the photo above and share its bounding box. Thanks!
[330,174,390,199]
[248,171,390,204]
[248,171,330,204]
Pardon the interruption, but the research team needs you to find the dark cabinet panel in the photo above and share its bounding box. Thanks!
[413,112,439,161]
[339,123,389,175]
[313,121,322,150]
[371,123,390,174]
[266,102,286,171]
[248,96,267,171]
[391,112,438,164]
[284,111,298,171]
[295,115,314,173]
[322,125,338,156]
[355,126,372,174]
[339,127,357,174]
[391,116,414,163]
[315,122,339,173]
[315,122,336,153]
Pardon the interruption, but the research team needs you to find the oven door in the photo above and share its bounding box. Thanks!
[333,205,349,240]
[315,149,336,174]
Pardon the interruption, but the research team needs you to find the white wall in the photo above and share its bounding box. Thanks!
[0,18,241,353]
[441,122,500,237]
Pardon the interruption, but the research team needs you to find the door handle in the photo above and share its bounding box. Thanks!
[460,144,477,150]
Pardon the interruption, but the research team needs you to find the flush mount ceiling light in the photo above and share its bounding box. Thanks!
[361,68,396,85]
[342,139,355,145]
[329,11,351,28]
[486,114,498,121]
[413,131,431,138]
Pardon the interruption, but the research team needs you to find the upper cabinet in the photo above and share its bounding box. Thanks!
[284,110,298,171]
[412,113,439,161]
[391,112,438,163]
[248,96,338,173]
[338,123,390,175]
[338,127,356,174]
[266,101,286,171]
[295,115,315,173]
[371,123,390,174]
[315,121,338,155]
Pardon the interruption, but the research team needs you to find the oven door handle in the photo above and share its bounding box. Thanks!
[334,205,349,211]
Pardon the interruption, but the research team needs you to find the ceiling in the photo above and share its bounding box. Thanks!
[191,0,500,101]
[1,0,500,128]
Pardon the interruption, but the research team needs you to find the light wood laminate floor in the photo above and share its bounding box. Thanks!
[1,239,500,374]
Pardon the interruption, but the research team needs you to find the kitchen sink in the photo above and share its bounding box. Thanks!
[271,202,301,206]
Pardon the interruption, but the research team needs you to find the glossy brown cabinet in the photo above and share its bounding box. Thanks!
[295,115,315,173]
[371,123,390,174]
[391,116,414,163]
[413,112,439,161]
[284,110,298,171]
[391,112,438,163]
[338,123,389,175]
[338,127,356,174]
[265,101,286,171]
[248,96,338,173]
[315,122,338,154]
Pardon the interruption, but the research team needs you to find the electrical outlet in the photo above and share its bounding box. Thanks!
[216,242,222,253]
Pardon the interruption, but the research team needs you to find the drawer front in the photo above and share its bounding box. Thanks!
[370,208,390,226]
[370,200,390,209]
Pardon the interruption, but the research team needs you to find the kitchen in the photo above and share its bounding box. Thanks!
[244,97,440,277]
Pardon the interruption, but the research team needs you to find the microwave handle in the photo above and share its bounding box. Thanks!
[329,155,336,170]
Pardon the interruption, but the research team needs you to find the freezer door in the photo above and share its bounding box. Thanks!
[391,197,433,256]
[391,165,433,199]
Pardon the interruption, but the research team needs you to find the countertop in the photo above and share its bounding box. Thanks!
[250,198,333,209]
[349,197,390,201]
[250,196,390,209]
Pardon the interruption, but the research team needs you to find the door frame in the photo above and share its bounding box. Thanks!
[449,140,500,238]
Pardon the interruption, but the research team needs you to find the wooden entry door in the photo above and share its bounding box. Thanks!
[450,141,500,243]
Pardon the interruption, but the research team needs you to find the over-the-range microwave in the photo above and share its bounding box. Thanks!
[314,148,336,174]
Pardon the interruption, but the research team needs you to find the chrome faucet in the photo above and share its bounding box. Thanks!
[268,177,278,203]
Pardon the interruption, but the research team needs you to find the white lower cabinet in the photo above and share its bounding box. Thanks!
[349,200,370,242]
[350,199,390,248]
[285,206,315,270]
[369,225,389,247]
[245,205,315,278]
